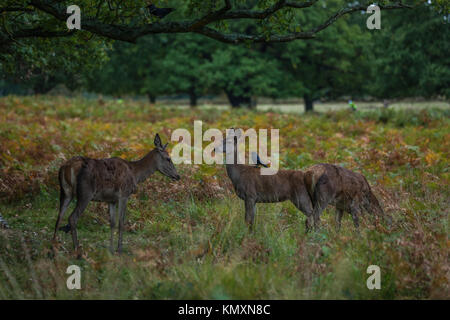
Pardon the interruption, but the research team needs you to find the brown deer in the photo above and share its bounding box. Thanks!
[215,129,317,231]
[304,163,392,230]
[216,129,390,232]
[53,134,180,256]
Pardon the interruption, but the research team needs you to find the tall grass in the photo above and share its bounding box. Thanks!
[0,96,448,299]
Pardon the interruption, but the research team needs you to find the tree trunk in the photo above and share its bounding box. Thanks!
[148,93,156,104]
[249,97,257,110]
[189,88,197,107]
[225,90,251,108]
[33,74,55,94]
[304,94,314,112]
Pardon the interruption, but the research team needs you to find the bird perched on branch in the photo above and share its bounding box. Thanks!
[251,152,270,168]
[146,3,175,19]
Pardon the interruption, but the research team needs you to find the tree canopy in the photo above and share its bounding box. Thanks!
[370,4,450,99]
[1,1,447,110]
[1,1,418,46]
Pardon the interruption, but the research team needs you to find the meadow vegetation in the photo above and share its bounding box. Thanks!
[0,96,448,299]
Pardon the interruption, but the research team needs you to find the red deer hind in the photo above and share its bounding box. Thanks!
[215,129,317,231]
[304,163,392,230]
[53,134,180,256]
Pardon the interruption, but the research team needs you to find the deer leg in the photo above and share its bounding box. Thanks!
[311,204,326,231]
[312,175,335,231]
[244,198,256,231]
[291,191,314,233]
[53,187,72,241]
[305,215,314,233]
[109,203,117,253]
[336,209,344,231]
[350,202,361,231]
[67,195,91,258]
[117,197,128,254]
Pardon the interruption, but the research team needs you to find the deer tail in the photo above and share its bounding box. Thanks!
[59,164,71,195]
[304,170,328,204]
[58,165,64,186]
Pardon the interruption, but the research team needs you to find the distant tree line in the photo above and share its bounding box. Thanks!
[1,2,448,111]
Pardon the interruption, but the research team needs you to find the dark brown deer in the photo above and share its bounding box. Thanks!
[304,163,392,230]
[53,134,180,256]
[215,129,317,231]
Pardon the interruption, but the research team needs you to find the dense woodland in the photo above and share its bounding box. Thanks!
[1,1,449,111]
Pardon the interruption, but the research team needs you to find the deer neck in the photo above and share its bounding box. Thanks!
[225,149,244,185]
[130,149,158,183]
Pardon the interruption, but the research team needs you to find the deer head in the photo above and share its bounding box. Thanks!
[154,134,180,180]
[215,128,243,156]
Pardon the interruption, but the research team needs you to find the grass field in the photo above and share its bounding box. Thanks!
[0,95,448,299]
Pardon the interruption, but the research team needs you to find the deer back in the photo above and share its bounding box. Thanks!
[228,165,307,202]
[79,158,138,198]
[305,163,372,202]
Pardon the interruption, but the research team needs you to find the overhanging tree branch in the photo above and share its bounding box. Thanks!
[195,26,315,43]
[218,0,318,20]
[311,2,412,34]
[189,0,232,30]
[21,0,412,44]
[0,7,34,14]
[0,27,74,48]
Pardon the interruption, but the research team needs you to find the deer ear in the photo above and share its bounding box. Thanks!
[228,128,241,138]
[154,134,162,148]
[163,142,168,150]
